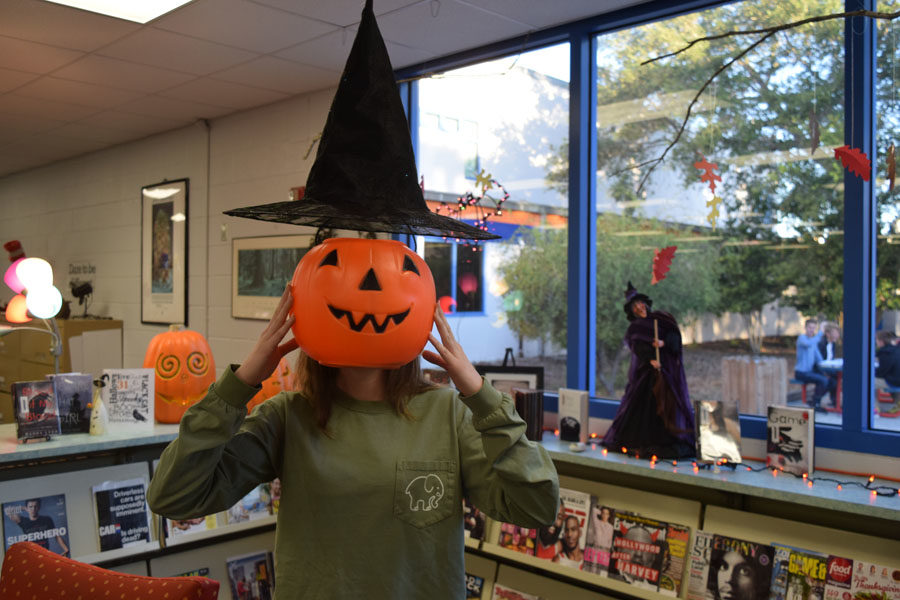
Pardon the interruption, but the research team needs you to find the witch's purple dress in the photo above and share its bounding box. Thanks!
[602,310,695,458]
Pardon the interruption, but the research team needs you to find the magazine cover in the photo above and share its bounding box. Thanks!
[491,582,541,600]
[463,498,486,541]
[49,372,92,434]
[557,388,589,443]
[608,511,668,592]
[823,555,853,600]
[658,522,691,597]
[583,500,615,576]
[264,478,281,515]
[2,493,69,555]
[167,515,218,538]
[705,534,776,600]
[785,549,827,600]
[225,484,272,525]
[850,560,900,599]
[544,487,590,569]
[12,380,61,442]
[176,567,211,577]
[686,531,714,600]
[465,572,486,599]
[100,368,154,430]
[767,405,815,476]
[770,544,795,600]
[93,478,152,551]
[225,550,275,600]
[496,522,536,556]
[694,400,742,464]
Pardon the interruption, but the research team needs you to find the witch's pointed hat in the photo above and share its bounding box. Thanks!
[224,0,499,241]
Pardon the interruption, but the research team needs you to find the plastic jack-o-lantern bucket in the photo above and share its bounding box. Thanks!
[143,325,216,423]
[291,238,436,368]
[246,356,294,414]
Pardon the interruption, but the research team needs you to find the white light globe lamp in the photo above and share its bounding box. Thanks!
[16,258,54,290]
[25,285,63,319]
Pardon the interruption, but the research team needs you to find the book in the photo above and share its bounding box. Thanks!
[12,380,61,442]
[463,498,486,541]
[491,582,541,600]
[496,522,537,556]
[694,400,742,464]
[823,555,853,600]
[686,531,714,600]
[608,511,668,592]
[658,522,691,597]
[557,388,589,443]
[465,572,486,599]
[225,484,272,524]
[767,405,815,475]
[100,368,154,430]
[785,548,827,600]
[583,500,615,576]
[93,478,152,551]
[850,560,900,599]
[49,373,92,434]
[512,387,543,442]
[706,534,776,600]
[225,551,275,600]
[2,493,70,556]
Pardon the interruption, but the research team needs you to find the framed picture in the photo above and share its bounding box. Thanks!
[475,365,544,396]
[141,178,188,325]
[232,234,314,319]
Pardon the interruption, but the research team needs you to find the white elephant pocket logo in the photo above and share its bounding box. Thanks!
[405,473,444,512]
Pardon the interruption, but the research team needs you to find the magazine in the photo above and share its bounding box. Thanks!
[767,405,815,475]
[465,572,486,599]
[705,534,776,600]
[463,498,486,541]
[496,522,536,556]
[100,368,154,431]
[225,484,273,524]
[557,388,589,443]
[538,487,590,569]
[93,478,152,551]
[658,522,691,597]
[2,493,70,555]
[49,372,92,434]
[12,380,61,442]
[608,511,668,592]
[491,582,541,600]
[686,531,714,600]
[850,560,900,599]
[167,515,218,538]
[694,400,742,464]
[225,550,275,600]
[175,567,210,577]
[823,555,853,599]
[785,548,827,600]
[583,500,615,576]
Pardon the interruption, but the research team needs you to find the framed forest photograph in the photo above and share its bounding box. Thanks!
[232,234,314,319]
[141,178,188,325]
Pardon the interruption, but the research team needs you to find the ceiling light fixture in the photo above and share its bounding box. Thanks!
[41,0,193,24]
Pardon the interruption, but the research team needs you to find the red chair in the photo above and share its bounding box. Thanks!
[0,541,219,600]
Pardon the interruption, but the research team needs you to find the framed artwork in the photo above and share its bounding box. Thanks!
[475,365,544,396]
[141,178,188,325]
[232,234,314,320]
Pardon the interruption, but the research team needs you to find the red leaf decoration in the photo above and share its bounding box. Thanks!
[652,245,677,285]
[694,155,722,194]
[834,145,872,181]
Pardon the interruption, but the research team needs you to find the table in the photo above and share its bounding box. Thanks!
[817,358,843,412]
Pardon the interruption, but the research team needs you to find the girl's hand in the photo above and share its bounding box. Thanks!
[422,304,483,396]
[235,285,299,386]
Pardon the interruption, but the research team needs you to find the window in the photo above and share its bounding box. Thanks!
[423,241,484,313]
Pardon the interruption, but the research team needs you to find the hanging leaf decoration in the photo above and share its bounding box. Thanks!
[809,110,820,156]
[694,155,722,193]
[888,143,896,192]
[706,195,723,230]
[834,145,872,181]
[651,245,677,285]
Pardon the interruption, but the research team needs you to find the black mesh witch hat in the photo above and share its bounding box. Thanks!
[224,0,499,241]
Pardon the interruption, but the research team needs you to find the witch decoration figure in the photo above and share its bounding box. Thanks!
[601,282,695,458]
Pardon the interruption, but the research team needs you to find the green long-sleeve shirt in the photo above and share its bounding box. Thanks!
[147,367,559,599]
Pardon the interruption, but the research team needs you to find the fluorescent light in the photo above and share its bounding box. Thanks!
[143,186,182,199]
[171,213,187,222]
[42,0,193,24]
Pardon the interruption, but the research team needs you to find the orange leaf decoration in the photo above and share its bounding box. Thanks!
[834,145,871,181]
[694,155,722,194]
[652,245,677,285]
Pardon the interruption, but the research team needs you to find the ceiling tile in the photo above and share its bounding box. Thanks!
[52,55,197,93]
[0,112,66,142]
[0,35,83,74]
[50,121,145,146]
[98,28,258,76]
[254,0,421,27]
[277,28,436,72]
[116,94,233,121]
[0,0,140,52]
[460,0,651,28]
[0,68,39,93]
[76,110,190,135]
[152,0,337,54]
[14,77,142,109]
[159,78,290,110]
[212,56,339,94]
[0,93,100,121]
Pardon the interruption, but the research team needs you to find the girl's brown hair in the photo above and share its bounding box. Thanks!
[294,351,436,431]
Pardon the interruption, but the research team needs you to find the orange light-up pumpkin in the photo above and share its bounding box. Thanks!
[143,325,216,423]
[246,356,294,413]
[291,238,436,368]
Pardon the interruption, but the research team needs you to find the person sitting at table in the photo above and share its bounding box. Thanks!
[794,318,833,413]
[875,331,900,402]
[815,322,842,406]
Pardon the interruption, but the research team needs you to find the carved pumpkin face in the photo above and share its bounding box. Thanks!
[246,356,294,414]
[142,326,216,423]
[291,238,436,368]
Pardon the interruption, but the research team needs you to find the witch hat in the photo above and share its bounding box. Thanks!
[623,280,652,319]
[224,0,499,241]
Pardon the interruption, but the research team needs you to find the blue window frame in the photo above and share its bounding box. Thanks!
[397,0,897,457]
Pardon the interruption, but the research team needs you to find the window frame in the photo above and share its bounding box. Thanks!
[397,0,898,457]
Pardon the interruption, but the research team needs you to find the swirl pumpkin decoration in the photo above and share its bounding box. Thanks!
[143,325,216,423]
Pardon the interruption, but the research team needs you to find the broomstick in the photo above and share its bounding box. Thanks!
[652,319,669,421]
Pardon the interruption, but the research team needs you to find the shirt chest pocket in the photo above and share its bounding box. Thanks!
[393,460,457,528]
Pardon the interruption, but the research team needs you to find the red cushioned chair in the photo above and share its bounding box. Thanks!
[0,541,219,600]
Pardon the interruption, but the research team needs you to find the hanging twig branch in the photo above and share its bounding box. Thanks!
[627,9,900,194]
